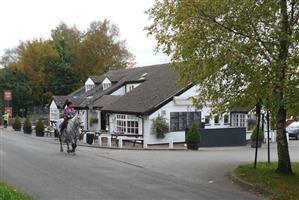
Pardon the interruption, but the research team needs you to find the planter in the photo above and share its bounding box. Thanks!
[36,132,45,137]
[86,133,94,145]
[251,140,262,148]
[54,129,59,138]
[187,142,199,150]
[156,133,165,139]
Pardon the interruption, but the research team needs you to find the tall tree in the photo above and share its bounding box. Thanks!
[76,19,135,81]
[147,0,299,174]
[16,39,59,104]
[49,23,82,95]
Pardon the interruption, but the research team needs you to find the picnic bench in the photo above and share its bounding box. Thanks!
[111,133,144,148]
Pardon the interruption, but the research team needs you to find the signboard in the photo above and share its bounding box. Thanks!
[4,90,12,101]
[5,107,12,116]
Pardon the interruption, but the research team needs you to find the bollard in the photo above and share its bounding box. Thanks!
[98,136,102,147]
[107,136,112,147]
[143,142,148,149]
[118,137,123,148]
[169,138,173,149]
[83,134,87,143]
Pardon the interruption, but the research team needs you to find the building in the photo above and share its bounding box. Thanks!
[50,63,248,146]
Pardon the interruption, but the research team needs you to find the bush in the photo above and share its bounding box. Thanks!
[12,116,21,131]
[251,127,264,142]
[152,116,169,139]
[89,118,98,127]
[35,119,45,137]
[23,118,32,134]
[186,123,200,144]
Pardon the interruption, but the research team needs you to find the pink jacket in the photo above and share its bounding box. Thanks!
[64,106,75,119]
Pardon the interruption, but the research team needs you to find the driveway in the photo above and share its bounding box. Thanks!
[3,129,297,199]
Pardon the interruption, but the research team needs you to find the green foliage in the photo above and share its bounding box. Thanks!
[152,116,169,139]
[235,162,299,200]
[0,181,34,200]
[35,119,45,137]
[0,19,135,112]
[89,117,98,127]
[12,115,21,131]
[250,128,264,142]
[247,119,256,131]
[146,0,297,174]
[186,123,200,144]
[23,117,32,134]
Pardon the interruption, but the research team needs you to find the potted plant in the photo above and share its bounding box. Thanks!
[89,117,98,127]
[12,115,22,131]
[250,128,264,148]
[186,123,200,150]
[152,116,169,139]
[23,117,32,134]
[35,119,45,137]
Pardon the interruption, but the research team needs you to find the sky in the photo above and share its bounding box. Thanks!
[0,0,169,67]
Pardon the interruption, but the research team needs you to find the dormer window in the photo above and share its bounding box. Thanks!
[85,78,95,92]
[102,77,111,90]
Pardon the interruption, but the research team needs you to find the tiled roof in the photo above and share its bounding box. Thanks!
[102,63,187,115]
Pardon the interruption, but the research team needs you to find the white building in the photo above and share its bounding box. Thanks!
[50,63,249,146]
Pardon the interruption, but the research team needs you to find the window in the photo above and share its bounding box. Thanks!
[85,84,94,92]
[214,115,219,124]
[127,85,134,92]
[116,114,139,134]
[103,83,111,90]
[205,116,210,124]
[231,113,246,127]
[50,108,59,121]
[170,112,201,132]
[224,115,229,124]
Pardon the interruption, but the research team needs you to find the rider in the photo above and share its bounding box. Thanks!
[60,100,75,133]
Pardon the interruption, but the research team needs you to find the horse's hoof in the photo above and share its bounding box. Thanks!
[60,149,63,152]
[67,150,71,153]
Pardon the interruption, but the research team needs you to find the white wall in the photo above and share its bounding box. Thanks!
[49,100,59,121]
[111,83,141,96]
[85,78,95,92]
[111,86,126,95]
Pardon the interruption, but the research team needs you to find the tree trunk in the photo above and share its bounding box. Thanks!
[274,0,292,174]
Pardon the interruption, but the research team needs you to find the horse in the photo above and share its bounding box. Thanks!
[59,112,82,154]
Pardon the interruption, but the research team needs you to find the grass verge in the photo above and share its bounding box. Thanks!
[234,162,299,200]
[0,181,33,200]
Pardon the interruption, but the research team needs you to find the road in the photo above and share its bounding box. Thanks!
[0,128,282,200]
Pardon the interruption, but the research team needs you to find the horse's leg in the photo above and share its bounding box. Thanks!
[66,138,71,153]
[59,134,63,152]
[72,139,77,153]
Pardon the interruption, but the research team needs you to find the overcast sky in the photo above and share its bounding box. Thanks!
[0,0,169,67]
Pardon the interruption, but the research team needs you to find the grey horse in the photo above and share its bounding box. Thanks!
[59,113,82,153]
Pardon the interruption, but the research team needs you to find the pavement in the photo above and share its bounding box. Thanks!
[0,129,299,199]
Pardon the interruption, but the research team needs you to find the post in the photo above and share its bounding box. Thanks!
[98,136,102,147]
[267,100,270,163]
[254,101,261,169]
[169,138,174,149]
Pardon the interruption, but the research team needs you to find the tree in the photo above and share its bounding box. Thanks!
[49,23,82,95]
[146,0,298,174]
[76,19,135,81]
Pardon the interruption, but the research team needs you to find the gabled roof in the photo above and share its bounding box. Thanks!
[102,63,189,115]
[93,95,121,109]
[52,95,68,109]
[89,75,104,84]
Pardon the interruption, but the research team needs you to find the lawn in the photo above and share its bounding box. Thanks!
[0,181,33,200]
[234,162,299,200]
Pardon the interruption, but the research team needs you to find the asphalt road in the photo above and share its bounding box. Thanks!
[0,129,266,200]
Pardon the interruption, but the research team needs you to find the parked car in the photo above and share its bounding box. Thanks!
[286,122,299,140]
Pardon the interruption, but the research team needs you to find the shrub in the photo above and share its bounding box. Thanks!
[152,116,169,139]
[12,116,21,131]
[23,118,32,134]
[89,118,98,127]
[251,127,264,142]
[186,123,200,144]
[35,119,45,137]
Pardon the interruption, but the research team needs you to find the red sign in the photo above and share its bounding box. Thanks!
[5,107,12,116]
[4,90,12,101]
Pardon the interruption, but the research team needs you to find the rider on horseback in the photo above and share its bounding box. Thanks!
[60,100,76,133]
